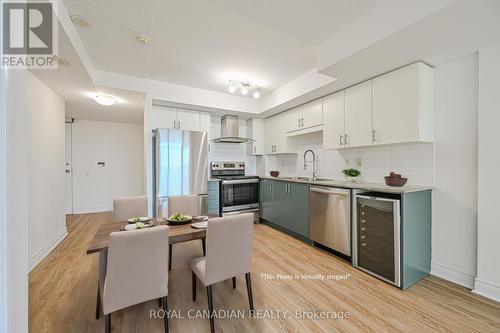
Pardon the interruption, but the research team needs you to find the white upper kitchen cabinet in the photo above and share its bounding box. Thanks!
[372,62,434,145]
[344,80,373,147]
[283,106,301,132]
[286,99,323,134]
[151,106,210,135]
[323,91,345,150]
[264,116,275,154]
[151,106,178,129]
[246,118,264,155]
[264,114,296,154]
[177,109,200,131]
[301,99,323,129]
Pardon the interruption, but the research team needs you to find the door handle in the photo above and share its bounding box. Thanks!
[339,134,343,146]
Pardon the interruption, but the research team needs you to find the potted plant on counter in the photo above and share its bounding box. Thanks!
[343,168,361,182]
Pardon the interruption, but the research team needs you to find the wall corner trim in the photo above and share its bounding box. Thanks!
[29,228,68,272]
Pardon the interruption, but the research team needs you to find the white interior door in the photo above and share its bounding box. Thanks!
[65,123,73,214]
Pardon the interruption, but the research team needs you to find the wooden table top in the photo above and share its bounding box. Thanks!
[86,219,206,254]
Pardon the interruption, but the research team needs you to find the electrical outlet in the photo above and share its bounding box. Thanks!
[356,158,362,167]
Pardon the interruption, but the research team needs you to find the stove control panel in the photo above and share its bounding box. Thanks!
[211,162,245,171]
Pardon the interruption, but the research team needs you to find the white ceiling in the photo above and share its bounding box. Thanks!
[62,0,381,95]
[30,26,146,124]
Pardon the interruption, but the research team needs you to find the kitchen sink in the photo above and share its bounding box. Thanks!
[280,176,335,182]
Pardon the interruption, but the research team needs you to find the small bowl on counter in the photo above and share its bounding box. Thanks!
[384,172,408,187]
[270,170,280,177]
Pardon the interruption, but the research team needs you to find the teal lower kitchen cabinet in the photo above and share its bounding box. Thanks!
[259,179,310,241]
[260,179,274,221]
[288,182,310,238]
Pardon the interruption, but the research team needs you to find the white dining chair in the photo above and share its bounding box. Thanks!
[167,195,203,270]
[191,213,254,333]
[100,226,169,332]
[112,195,148,222]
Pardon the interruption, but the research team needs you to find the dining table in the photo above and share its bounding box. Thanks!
[87,218,207,319]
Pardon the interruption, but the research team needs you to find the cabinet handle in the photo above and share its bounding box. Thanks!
[344,134,349,145]
[301,118,305,127]
[173,120,176,129]
[178,120,181,129]
[372,129,377,142]
[339,134,343,146]
[297,118,300,127]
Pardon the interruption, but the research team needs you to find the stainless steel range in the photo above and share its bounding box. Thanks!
[209,162,259,221]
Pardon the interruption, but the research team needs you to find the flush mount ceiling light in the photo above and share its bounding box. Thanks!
[70,15,90,28]
[136,35,151,44]
[92,94,118,106]
[228,80,260,99]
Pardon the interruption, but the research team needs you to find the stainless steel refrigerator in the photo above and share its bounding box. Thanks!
[152,128,208,218]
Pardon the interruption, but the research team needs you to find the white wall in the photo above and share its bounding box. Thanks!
[72,119,144,213]
[431,54,479,288]
[27,73,67,271]
[4,69,29,333]
[474,44,500,301]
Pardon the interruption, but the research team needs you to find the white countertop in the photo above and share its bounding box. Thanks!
[259,176,432,194]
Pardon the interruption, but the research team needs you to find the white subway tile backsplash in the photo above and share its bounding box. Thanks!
[263,141,434,186]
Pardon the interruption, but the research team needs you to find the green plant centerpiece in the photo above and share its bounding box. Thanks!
[342,168,361,182]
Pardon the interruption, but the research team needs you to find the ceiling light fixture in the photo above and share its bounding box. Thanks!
[93,94,118,106]
[228,80,261,99]
[70,15,90,28]
[136,35,151,44]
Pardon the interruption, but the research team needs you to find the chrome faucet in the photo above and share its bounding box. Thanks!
[303,149,317,180]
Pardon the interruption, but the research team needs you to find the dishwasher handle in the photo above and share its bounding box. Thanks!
[310,187,349,196]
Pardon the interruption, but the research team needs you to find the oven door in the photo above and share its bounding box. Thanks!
[221,179,259,212]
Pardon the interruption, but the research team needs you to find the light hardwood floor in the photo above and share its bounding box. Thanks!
[29,213,500,332]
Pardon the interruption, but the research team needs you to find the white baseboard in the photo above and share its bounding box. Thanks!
[73,205,112,214]
[29,227,68,271]
[431,262,475,289]
[473,278,500,302]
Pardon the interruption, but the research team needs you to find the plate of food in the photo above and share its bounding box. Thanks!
[127,216,152,224]
[191,221,208,229]
[120,221,153,231]
[164,213,192,225]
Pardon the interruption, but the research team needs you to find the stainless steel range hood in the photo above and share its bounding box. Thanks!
[212,115,254,143]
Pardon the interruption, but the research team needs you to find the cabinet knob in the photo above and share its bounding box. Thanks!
[361,243,367,247]
[361,235,366,239]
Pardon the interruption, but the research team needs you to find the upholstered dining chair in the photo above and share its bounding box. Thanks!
[101,226,169,333]
[167,195,203,270]
[191,213,254,333]
[112,195,148,222]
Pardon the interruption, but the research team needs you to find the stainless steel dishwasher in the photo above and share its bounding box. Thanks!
[309,186,351,257]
